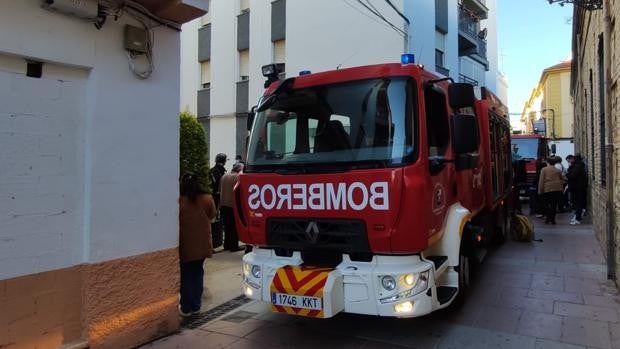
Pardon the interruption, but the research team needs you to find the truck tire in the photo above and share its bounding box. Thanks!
[494,206,509,245]
[454,246,471,307]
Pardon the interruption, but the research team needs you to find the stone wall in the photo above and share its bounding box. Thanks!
[572,3,620,280]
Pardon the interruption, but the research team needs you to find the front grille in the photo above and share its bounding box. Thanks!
[526,172,537,186]
[266,218,370,253]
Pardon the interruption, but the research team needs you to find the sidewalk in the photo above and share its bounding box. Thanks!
[143,212,620,349]
[201,247,245,311]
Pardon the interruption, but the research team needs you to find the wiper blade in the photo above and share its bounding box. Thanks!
[349,160,389,169]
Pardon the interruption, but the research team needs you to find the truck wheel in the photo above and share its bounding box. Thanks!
[495,206,509,245]
[454,250,470,306]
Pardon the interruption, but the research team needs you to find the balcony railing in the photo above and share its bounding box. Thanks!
[459,74,478,86]
[458,8,487,60]
[436,66,450,77]
[459,11,479,38]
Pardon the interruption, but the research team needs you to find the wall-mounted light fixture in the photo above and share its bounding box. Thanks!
[547,0,602,10]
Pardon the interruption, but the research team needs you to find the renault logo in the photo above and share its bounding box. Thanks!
[305,221,320,244]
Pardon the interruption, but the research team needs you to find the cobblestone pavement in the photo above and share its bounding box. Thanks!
[142,212,620,349]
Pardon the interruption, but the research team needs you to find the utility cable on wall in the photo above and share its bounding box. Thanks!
[98,0,177,79]
[353,0,407,37]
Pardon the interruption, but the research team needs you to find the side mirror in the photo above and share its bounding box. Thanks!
[247,106,257,131]
[452,114,479,154]
[448,83,476,109]
[551,143,557,155]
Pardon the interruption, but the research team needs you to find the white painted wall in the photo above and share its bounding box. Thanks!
[180,18,202,115]
[404,0,435,70]
[248,0,273,105]
[445,0,460,81]
[483,0,499,94]
[497,72,509,107]
[209,0,237,116]
[286,0,404,77]
[209,116,236,171]
[0,1,180,279]
[0,55,86,279]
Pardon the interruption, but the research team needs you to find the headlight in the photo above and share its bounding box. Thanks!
[243,262,250,277]
[403,273,415,286]
[380,270,430,304]
[381,275,396,291]
[251,265,261,278]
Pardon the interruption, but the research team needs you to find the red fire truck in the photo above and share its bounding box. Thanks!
[511,134,549,198]
[234,55,512,318]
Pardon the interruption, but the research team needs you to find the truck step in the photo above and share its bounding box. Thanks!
[426,256,448,270]
[437,286,458,305]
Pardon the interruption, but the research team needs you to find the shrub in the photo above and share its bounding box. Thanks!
[179,111,211,192]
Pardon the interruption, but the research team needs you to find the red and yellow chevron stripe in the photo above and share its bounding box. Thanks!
[270,265,332,318]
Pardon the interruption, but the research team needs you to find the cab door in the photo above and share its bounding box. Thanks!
[422,81,454,242]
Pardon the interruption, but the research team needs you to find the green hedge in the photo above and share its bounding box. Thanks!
[179,111,211,193]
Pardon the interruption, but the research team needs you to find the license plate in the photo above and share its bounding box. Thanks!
[271,292,322,310]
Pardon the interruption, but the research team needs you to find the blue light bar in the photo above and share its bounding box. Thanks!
[401,54,415,65]
[299,70,311,76]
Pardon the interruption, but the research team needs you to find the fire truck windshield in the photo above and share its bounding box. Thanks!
[511,138,539,159]
[246,77,415,172]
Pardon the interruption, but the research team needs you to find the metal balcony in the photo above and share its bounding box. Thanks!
[459,74,478,86]
[458,9,488,69]
[461,0,488,20]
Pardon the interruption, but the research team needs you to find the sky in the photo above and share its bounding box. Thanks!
[497,0,573,122]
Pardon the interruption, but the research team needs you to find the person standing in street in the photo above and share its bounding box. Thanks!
[179,173,217,316]
[210,153,227,248]
[210,153,228,209]
[566,154,588,225]
[538,157,564,225]
[220,162,244,252]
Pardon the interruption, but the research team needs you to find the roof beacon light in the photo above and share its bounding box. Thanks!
[401,54,415,65]
[299,70,311,76]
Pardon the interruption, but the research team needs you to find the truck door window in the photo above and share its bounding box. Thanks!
[424,85,449,157]
[265,112,297,158]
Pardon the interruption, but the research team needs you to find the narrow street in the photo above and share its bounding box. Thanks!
[143,212,620,349]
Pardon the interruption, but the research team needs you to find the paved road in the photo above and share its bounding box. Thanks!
[144,212,620,349]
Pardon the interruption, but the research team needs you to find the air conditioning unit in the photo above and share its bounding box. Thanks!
[42,0,99,20]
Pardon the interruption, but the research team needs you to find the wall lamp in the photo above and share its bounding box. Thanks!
[547,0,602,10]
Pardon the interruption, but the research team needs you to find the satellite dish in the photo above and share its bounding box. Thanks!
[478,28,488,39]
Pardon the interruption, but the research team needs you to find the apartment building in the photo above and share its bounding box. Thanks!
[180,0,502,166]
[521,61,574,167]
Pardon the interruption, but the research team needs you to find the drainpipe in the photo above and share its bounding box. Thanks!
[604,0,616,281]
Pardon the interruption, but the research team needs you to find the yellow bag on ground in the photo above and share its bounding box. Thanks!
[511,214,534,242]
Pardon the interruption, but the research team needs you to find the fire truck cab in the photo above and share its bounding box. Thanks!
[511,134,549,198]
[235,57,512,318]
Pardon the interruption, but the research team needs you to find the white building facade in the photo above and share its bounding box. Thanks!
[180,0,501,166]
[0,1,206,348]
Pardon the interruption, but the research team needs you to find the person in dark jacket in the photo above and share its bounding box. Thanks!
[566,154,588,225]
[210,153,228,209]
[179,173,217,316]
[210,153,227,248]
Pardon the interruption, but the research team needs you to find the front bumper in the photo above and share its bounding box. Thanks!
[241,248,443,318]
